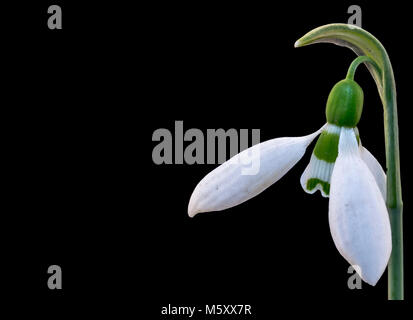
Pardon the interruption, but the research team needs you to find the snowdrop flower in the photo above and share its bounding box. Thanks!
[188,59,391,286]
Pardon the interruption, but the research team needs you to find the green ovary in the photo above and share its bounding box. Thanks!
[326,79,364,127]
[306,178,330,195]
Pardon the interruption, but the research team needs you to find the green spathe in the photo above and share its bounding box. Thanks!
[326,79,363,127]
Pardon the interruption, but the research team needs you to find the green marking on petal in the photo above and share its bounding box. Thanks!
[313,131,339,163]
[301,124,347,197]
[300,153,335,198]
[306,178,330,195]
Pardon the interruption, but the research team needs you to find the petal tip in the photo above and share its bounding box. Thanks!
[365,278,378,287]
[187,206,199,218]
[188,210,197,218]
[360,270,380,287]
[294,40,301,48]
[187,196,199,218]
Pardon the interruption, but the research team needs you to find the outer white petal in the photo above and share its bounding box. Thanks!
[360,145,387,199]
[329,128,391,286]
[188,126,325,217]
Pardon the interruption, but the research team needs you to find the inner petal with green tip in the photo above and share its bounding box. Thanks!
[300,124,360,197]
[300,123,340,197]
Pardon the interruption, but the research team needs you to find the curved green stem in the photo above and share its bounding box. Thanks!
[295,24,403,300]
[346,56,380,81]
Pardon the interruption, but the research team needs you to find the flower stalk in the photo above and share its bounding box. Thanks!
[295,24,403,300]
[345,56,380,81]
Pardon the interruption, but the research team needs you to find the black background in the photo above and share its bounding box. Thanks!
[31,0,410,316]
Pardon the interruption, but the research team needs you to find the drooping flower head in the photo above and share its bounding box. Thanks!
[188,56,391,286]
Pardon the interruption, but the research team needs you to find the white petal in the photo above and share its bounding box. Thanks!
[188,126,324,217]
[329,128,391,286]
[360,145,387,199]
